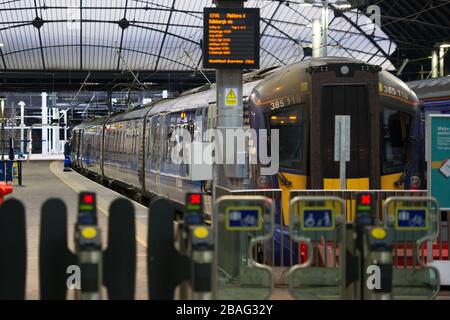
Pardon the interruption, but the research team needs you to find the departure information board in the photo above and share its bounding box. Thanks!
[203,7,260,69]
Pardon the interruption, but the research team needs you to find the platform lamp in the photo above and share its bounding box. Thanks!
[298,0,351,57]
[335,0,351,9]
[439,42,449,77]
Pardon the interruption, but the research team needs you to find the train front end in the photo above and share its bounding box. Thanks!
[247,58,423,265]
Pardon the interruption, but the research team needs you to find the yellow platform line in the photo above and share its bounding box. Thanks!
[49,161,148,248]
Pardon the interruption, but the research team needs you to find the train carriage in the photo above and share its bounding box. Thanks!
[71,57,425,223]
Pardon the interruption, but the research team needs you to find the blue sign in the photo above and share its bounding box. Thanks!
[395,208,428,231]
[301,208,335,231]
[427,115,450,209]
[225,206,262,231]
[0,161,13,182]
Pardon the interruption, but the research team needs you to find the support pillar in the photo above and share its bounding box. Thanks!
[431,50,439,78]
[41,92,48,156]
[312,19,322,58]
[19,101,25,155]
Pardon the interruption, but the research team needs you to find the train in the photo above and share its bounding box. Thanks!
[70,57,425,226]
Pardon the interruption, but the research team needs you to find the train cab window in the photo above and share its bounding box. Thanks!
[381,108,412,174]
[268,106,304,171]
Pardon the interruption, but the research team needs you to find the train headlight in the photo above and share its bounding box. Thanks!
[257,176,271,189]
[409,176,421,190]
[340,65,350,76]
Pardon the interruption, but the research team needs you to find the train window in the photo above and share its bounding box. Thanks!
[268,106,304,171]
[147,122,152,158]
[381,108,412,174]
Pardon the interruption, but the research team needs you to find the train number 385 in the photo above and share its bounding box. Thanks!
[270,100,285,110]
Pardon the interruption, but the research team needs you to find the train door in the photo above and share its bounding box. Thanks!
[320,84,372,189]
[155,114,165,196]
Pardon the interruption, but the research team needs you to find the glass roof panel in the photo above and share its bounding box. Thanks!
[0,0,397,71]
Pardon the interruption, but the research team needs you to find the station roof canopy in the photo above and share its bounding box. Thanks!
[0,0,400,91]
[0,0,397,69]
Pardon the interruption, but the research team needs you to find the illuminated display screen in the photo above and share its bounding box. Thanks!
[186,193,203,211]
[356,193,373,211]
[78,192,97,225]
[203,7,260,69]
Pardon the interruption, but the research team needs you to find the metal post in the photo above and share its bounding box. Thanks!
[212,0,246,296]
[18,160,22,186]
[19,101,25,155]
[212,0,246,186]
[0,99,4,161]
[41,92,48,156]
[27,129,32,160]
[52,108,59,153]
[321,0,328,57]
[439,46,445,77]
[312,19,322,58]
[61,109,68,142]
[335,116,351,190]
[431,49,439,78]
[215,0,245,181]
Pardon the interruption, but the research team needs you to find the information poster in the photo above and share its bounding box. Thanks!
[427,114,450,210]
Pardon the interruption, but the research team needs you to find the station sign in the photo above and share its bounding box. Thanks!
[426,114,450,210]
[225,206,262,231]
[300,207,335,231]
[203,7,260,69]
[395,207,428,231]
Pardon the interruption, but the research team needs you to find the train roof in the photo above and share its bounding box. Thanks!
[408,76,450,100]
[143,58,380,116]
[105,99,165,123]
[72,116,109,131]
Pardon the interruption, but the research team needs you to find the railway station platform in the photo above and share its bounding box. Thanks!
[12,161,148,300]
[5,160,449,300]
[9,160,295,300]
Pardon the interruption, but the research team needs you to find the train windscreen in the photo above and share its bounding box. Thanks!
[269,106,304,171]
[381,108,412,174]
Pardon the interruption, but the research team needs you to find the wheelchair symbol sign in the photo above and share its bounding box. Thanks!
[395,207,428,231]
[300,207,335,231]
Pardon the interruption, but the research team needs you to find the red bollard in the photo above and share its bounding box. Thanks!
[0,183,13,205]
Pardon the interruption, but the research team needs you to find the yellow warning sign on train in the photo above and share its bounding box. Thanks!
[225,88,238,107]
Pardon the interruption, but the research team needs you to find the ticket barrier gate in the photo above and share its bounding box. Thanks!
[40,193,136,300]
[287,194,440,300]
[384,197,440,300]
[0,199,26,299]
[73,193,102,299]
[344,192,393,300]
[148,194,214,300]
[362,226,393,300]
[214,196,274,300]
[287,197,346,300]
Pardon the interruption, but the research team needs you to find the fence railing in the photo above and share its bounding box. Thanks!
[214,187,449,272]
